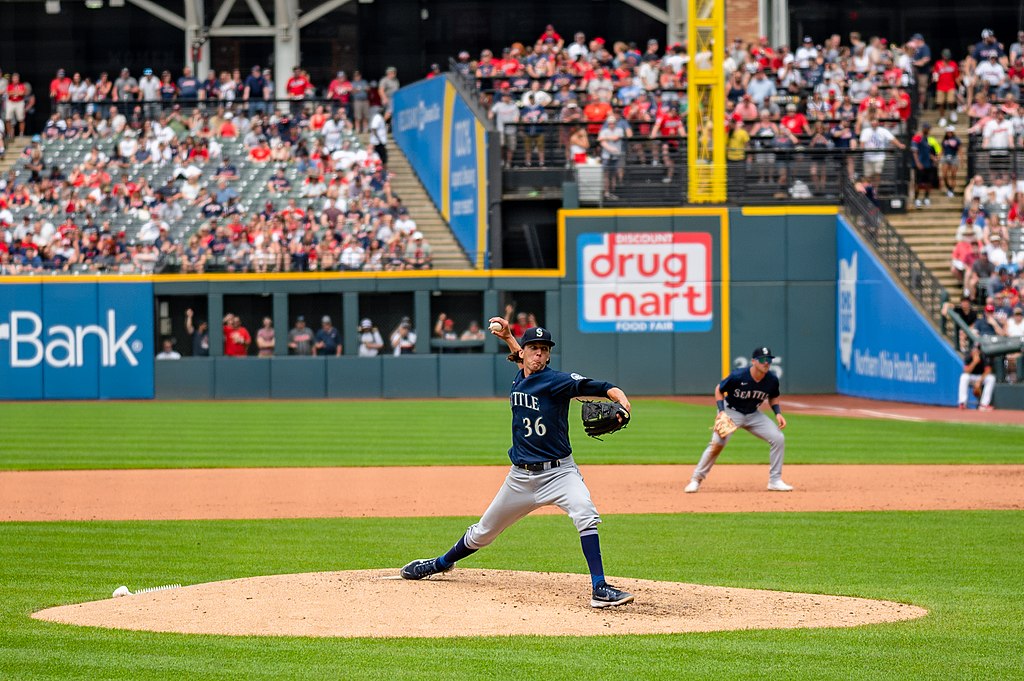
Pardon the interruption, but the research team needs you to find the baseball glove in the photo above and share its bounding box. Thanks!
[581,400,630,438]
[972,381,983,399]
[712,411,739,438]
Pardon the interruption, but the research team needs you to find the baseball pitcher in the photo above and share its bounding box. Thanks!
[400,318,635,608]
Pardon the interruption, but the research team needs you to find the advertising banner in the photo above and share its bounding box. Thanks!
[392,77,445,207]
[577,231,714,333]
[393,76,487,266]
[836,216,961,405]
[445,86,486,266]
[0,282,154,399]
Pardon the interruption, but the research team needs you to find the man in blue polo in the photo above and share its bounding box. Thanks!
[314,315,342,356]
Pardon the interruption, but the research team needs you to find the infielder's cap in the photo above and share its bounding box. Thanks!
[520,327,555,347]
[752,346,774,360]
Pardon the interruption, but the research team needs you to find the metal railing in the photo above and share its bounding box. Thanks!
[729,147,908,205]
[841,179,950,334]
[498,121,909,207]
[44,96,367,123]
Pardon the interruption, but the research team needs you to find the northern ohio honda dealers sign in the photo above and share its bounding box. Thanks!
[578,232,713,332]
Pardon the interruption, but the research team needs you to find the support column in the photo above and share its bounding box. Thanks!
[185,0,211,78]
[342,292,359,356]
[274,0,300,105]
[771,0,789,51]
[667,0,686,47]
[273,292,289,356]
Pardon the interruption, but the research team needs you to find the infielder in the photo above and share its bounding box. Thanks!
[401,318,635,608]
[684,346,793,493]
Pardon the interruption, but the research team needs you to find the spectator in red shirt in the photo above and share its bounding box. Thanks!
[780,103,809,136]
[583,94,612,134]
[888,87,913,125]
[536,25,564,52]
[50,69,72,118]
[223,314,252,356]
[327,70,352,118]
[286,66,311,119]
[932,49,960,125]
[6,73,33,137]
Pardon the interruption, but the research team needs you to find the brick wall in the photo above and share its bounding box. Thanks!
[726,0,761,43]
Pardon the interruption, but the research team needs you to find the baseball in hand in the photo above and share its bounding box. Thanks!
[489,321,502,332]
[112,586,132,598]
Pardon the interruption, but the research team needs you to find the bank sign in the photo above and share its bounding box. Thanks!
[578,232,713,332]
[0,282,154,399]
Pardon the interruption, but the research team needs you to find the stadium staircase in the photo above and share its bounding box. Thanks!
[884,109,971,300]
[380,138,472,269]
[0,137,29,176]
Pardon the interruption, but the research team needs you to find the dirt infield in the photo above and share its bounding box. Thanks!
[3,464,1023,521]
[33,569,928,638]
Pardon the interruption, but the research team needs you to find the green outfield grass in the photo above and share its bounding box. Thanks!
[0,400,1022,470]
[0,512,1021,680]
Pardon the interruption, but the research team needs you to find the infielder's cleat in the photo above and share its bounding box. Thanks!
[767,479,794,492]
[684,479,701,493]
[400,558,451,580]
[591,582,635,608]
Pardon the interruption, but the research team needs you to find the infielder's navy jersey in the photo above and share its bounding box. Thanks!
[720,368,779,414]
[508,367,615,465]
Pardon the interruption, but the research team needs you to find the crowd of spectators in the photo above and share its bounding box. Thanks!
[455,24,1024,197]
[161,305,541,358]
[0,63,440,275]
[458,25,936,179]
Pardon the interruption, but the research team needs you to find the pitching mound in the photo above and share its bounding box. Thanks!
[33,569,926,638]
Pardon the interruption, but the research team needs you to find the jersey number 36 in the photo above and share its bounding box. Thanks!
[522,417,547,437]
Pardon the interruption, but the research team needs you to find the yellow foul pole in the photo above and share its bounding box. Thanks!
[686,0,726,203]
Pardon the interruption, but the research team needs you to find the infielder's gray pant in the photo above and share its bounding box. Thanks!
[692,408,785,483]
[464,455,601,549]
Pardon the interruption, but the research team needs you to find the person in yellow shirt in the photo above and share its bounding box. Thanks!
[727,118,750,161]
[726,119,750,195]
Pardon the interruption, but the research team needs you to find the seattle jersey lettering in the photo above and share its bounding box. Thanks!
[509,391,540,411]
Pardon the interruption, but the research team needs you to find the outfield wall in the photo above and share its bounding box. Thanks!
[0,207,844,400]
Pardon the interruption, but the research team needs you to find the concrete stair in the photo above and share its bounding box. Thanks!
[0,137,28,175]
[381,139,473,270]
[884,109,972,299]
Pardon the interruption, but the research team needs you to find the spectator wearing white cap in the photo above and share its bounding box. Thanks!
[138,68,161,119]
[357,318,384,357]
[404,232,432,270]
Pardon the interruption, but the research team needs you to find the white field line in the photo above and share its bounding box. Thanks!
[786,401,925,422]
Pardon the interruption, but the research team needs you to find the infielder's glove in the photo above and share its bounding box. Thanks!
[712,411,739,438]
[581,400,630,438]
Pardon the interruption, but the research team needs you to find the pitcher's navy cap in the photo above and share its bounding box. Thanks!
[520,327,555,347]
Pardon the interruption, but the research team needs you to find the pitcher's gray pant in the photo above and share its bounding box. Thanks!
[692,407,786,483]
[465,455,601,550]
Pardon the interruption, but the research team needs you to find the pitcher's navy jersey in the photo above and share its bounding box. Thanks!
[508,367,615,465]
[720,367,779,414]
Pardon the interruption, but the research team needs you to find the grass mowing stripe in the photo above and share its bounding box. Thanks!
[0,511,1021,680]
[0,400,1021,470]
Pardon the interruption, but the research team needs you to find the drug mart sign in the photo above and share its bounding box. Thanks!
[0,282,154,399]
[578,232,713,333]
